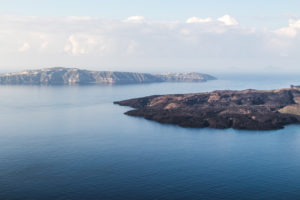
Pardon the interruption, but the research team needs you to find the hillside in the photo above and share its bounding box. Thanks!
[115,88,300,130]
[0,67,216,85]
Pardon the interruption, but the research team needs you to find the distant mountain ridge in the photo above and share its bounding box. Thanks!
[0,67,216,85]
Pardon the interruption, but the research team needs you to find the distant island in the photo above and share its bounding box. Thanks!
[115,87,300,130]
[0,67,216,85]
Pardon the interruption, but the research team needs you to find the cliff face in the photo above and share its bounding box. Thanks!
[115,89,300,130]
[0,68,216,85]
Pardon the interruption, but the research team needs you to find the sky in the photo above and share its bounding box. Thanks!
[0,0,300,74]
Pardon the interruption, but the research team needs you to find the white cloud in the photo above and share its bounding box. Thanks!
[126,40,139,54]
[290,19,300,29]
[275,19,300,37]
[276,27,297,37]
[0,15,300,73]
[65,35,88,55]
[217,15,239,26]
[18,42,31,52]
[186,15,239,26]
[40,41,49,49]
[65,16,93,21]
[64,34,108,55]
[186,17,212,24]
[124,16,146,23]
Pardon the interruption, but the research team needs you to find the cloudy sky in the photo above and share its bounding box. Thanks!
[0,0,300,74]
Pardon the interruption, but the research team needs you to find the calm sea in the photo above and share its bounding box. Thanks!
[1,74,300,200]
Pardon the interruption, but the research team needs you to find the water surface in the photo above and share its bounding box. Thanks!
[1,75,300,200]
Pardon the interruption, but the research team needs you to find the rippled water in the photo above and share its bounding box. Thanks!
[1,74,300,200]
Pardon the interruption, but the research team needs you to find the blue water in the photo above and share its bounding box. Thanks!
[1,75,300,200]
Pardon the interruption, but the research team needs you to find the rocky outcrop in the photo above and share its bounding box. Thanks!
[0,67,216,85]
[114,88,300,130]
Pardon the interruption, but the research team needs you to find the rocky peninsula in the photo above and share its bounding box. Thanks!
[115,88,300,130]
[0,67,216,85]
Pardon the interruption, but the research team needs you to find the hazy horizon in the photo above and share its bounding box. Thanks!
[1,66,300,77]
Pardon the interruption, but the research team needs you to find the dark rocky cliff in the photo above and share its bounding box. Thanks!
[115,88,300,130]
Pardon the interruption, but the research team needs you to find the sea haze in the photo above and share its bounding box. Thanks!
[1,74,300,200]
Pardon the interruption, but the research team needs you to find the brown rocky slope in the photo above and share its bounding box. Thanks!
[114,88,300,130]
